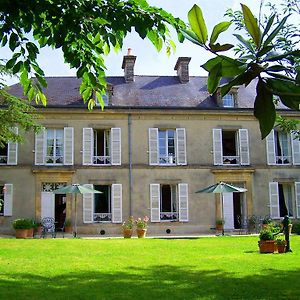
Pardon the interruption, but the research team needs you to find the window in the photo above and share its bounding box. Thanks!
[266,129,300,165]
[0,144,8,164]
[0,127,18,165]
[35,127,74,165]
[149,128,186,165]
[222,94,235,108]
[83,184,122,223]
[269,182,300,218]
[0,184,13,216]
[150,183,188,222]
[213,128,250,165]
[82,128,121,165]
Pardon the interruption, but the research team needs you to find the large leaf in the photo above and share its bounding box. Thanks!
[209,43,234,53]
[254,79,276,139]
[220,73,248,97]
[241,4,261,48]
[263,15,288,47]
[181,28,202,46]
[210,21,231,44]
[207,62,222,93]
[188,4,208,44]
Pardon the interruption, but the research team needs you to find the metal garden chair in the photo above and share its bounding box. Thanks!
[41,217,56,238]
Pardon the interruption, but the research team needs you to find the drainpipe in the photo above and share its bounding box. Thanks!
[128,113,133,215]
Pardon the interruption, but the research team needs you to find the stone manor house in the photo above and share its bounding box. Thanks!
[0,52,299,236]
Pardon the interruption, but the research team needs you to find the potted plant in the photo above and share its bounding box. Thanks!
[262,217,272,229]
[258,229,275,253]
[64,219,72,233]
[12,218,31,238]
[215,219,225,231]
[122,216,134,238]
[276,238,286,253]
[26,219,35,238]
[34,220,42,236]
[135,216,149,238]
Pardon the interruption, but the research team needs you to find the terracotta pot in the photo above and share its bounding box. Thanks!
[277,243,286,253]
[35,225,42,236]
[216,224,223,231]
[123,228,133,238]
[15,229,28,239]
[258,240,275,253]
[64,226,73,234]
[27,228,34,238]
[136,228,147,238]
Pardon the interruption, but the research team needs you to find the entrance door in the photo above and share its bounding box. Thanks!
[223,193,234,230]
[41,192,55,219]
[55,195,66,230]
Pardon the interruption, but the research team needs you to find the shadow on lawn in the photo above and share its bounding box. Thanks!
[1,266,300,300]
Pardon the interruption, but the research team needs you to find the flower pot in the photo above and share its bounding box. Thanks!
[123,228,133,238]
[15,229,28,239]
[277,243,286,253]
[136,228,147,238]
[64,226,72,234]
[216,224,223,231]
[35,225,42,236]
[258,240,275,253]
[27,228,34,238]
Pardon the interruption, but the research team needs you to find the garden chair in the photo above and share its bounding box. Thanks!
[41,217,56,238]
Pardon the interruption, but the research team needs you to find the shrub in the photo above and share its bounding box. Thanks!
[292,222,300,235]
[259,229,274,241]
[12,219,32,230]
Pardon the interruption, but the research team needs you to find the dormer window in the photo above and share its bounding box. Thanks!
[216,87,238,108]
[222,93,235,108]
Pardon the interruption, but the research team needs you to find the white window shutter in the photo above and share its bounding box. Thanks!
[291,132,300,165]
[111,128,121,165]
[112,184,122,223]
[35,129,46,165]
[239,129,250,165]
[266,130,276,165]
[269,182,280,218]
[83,184,94,223]
[295,182,300,218]
[176,128,187,165]
[149,128,159,165]
[178,183,189,222]
[7,127,18,165]
[150,183,160,222]
[3,183,13,216]
[82,128,93,165]
[63,127,74,165]
[41,192,55,219]
[213,129,223,165]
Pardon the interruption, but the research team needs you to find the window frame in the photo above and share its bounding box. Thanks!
[45,128,64,165]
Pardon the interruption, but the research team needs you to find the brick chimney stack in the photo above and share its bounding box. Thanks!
[122,48,136,83]
[174,57,191,83]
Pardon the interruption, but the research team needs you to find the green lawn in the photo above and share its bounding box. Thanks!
[0,235,299,300]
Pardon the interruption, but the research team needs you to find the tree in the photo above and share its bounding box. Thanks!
[182,1,300,139]
[0,0,184,109]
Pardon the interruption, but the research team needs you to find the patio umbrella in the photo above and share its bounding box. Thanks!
[196,182,247,235]
[53,184,101,237]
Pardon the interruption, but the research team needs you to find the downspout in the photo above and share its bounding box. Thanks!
[128,113,133,215]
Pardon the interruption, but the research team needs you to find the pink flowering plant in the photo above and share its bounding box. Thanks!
[122,216,134,230]
[136,216,149,229]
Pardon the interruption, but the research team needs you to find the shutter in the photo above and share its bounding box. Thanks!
[176,128,187,165]
[111,128,121,165]
[35,129,46,165]
[112,184,122,223]
[149,128,159,165]
[291,132,300,165]
[7,127,18,165]
[150,184,160,222]
[266,130,276,165]
[269,182,280,218]
[3,183,13,216]
[41,192,55,219]
[63,127,74,165]
[82,128,93,165]
[213,128,223,165]
[178,183,189,222]
[83,184,94,223]
[239,129,250,165]
[295,182,300,218]
[223,193,234,230]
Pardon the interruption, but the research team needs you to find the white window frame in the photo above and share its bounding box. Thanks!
[45,128,64,165]
[222,93,235,108]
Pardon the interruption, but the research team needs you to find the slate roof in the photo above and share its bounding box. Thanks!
[7,75,261,109]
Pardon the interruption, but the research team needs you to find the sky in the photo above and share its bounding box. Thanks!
[2,0,283,85]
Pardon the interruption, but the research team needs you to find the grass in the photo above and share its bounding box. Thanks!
[0,235,300,300]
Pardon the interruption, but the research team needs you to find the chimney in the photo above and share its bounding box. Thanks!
[174,57,191,83]
[122,48,136,83]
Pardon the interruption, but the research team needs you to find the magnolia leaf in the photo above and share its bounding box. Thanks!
[207,62,222,94]
[233,34,255,54]
[209,43,234,53]
[261,14,275,40]
[188,4,208,44]
[241,4,261,48]
[210,21,231,45]
[263,15,288,47]
[254,79,276,139]
[181,28,202,46]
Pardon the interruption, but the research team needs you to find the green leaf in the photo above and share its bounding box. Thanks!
[9,32,19,51]
[233,34,255,54]
[28,86,35,102]
[188,4,208,44]
[209,43,234,53]
[254,79,276,139]
[241,4,261,48]
[210,21,231,45]
[207,62,222,93]
[261,14,275,41]
[5,57,18,69]
[220,73,247,97]
[257,45,274,58]
[263,15,288,47]
[180,29,202,46]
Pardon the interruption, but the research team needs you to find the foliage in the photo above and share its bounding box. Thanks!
[259,229,274,241]
[0,0,185,110]
[182,2,300,139]
[135,215,149,229]
[64,219,72,227]
[262,217,272,225]
[216,218,225,225]
[292,222,300,234]
[12,218,32,229]
[122,216,134,230]
[275,237,286,245]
